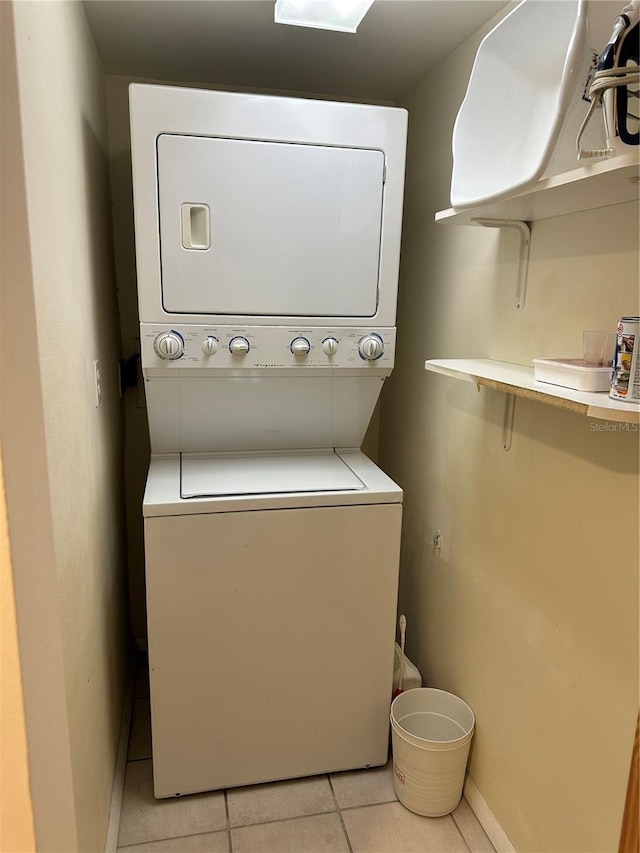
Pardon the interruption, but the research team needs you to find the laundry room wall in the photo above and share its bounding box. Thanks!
[378,6,639,852]
[7,2,129,850]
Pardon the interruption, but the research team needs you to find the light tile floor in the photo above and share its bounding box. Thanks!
[117,660,495,853]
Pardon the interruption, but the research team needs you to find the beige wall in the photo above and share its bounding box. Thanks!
[379,8,639,853]
[7,2,129,849]
[2,2,78,847]
[0,447,35,853]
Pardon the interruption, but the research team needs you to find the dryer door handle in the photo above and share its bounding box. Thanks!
[181,203,210,250]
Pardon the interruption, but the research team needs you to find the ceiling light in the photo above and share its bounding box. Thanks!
[274,0,375,33]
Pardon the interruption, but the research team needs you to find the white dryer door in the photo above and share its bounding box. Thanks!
[157,134,384,317]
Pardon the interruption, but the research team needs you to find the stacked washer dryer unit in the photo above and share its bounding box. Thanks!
[130,84,408,798]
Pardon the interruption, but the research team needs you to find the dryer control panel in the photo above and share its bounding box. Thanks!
[140,324,396,370]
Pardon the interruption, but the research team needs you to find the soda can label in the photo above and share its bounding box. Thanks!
[610,317,640,402]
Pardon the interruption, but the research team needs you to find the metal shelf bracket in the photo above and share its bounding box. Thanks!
[473,218,531,310]
[502,394,516,451]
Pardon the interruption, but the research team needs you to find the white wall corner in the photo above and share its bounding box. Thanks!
[104,652,137,853]
[464,774,516,853]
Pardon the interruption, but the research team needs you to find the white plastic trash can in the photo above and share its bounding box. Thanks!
[390,688,475,817]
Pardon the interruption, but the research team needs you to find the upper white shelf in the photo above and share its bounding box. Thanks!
[424,358,640,423]
[435,153,639,226]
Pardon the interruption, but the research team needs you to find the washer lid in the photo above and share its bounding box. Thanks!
[180,450,364,498]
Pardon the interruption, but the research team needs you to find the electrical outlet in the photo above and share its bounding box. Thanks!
[432,530,443,552]
[93,359,102,408]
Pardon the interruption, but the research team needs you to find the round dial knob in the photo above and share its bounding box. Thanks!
[358,334,384,361]
[322,337,339,356]
[229,336,250,355]
[154,331,184,361]
[202,336,218,356]
[291,337,311,356]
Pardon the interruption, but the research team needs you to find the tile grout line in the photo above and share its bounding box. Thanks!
[338,798,399,812]
[328,774,354,853]
[143,795,402,837]
[117,827,229,852]
[117,756,230,851]
[224,789,234,853]
[228,805,339,831]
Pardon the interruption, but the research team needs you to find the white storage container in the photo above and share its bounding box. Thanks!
[393,643,422,693]
[533,358,611,392]
[390,688,475,817]
[450,0,590,208]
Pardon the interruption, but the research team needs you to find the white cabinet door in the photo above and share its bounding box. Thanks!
[157,135,385,317]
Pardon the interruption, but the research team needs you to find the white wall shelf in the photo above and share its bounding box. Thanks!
[435,153,639,226]
[424,358,640,423]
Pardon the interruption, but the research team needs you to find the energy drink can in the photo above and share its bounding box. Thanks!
[610,317,640,402]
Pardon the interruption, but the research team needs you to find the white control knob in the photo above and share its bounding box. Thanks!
[202,336,218,356]
[358,334,384,361]
[154,331,184,361]
[229,336,250,355]
[291,337,311,356]
[322,338,339,356]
